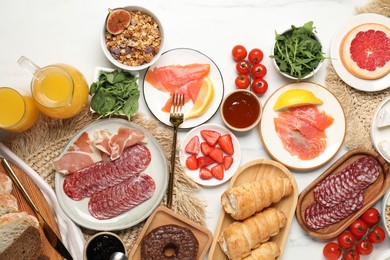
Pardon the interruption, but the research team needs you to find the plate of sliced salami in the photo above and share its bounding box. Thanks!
[54,118,168,231]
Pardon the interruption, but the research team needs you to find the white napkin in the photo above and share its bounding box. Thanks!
[0,143,85,259]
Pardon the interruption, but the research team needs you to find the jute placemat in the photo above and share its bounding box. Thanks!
[3,107,206,252]
[325,0,390,151]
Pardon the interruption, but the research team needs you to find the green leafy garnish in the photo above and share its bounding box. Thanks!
[270,21,327,79]
[90,69,140,120]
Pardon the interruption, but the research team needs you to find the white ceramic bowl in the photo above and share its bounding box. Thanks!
[381,188,390,238]
[271,29,324,80]
[101,5,165,71]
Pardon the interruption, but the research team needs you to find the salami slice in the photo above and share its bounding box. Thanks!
[63,144,151,200]
[313,156,380,207]
[304,193,364,230]
[88,173,156,220]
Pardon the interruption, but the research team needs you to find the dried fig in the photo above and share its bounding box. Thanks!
[106,8,131,35]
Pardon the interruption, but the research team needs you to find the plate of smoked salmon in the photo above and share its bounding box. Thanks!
[54,118,169,231]
[259,82,346,171]
[143,48,224,129]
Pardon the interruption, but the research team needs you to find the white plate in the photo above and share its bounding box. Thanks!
[370,96,390,163]
[330,13,390,92]
[54,118,168,231]
[179,123,241,186]
[143,48,224,129]
[259,82,346,171]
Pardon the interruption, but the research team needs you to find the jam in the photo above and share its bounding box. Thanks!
[222,91,260,128]
[86,233,125,260]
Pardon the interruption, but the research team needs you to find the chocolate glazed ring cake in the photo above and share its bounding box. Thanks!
[141,224,199,260]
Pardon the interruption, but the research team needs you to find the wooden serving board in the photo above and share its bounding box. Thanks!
[0,160,62,260]
[208,159,298,260]
[129,205,213,259]
[296,149,390,240]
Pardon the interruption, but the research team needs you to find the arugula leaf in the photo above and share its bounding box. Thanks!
[270,21,327,79]
[90,69,140,120]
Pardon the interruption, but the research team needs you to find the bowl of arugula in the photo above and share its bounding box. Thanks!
[90,67,140,120]
[271,21,326,80]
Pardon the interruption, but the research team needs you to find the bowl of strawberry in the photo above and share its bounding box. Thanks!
[323,207,386,260]
[179,123,241,186]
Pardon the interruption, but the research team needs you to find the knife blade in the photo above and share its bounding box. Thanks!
[1,158,73,260]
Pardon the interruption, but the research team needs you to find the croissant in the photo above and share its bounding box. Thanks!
[218,208,287,260]
[221,177,293,220]
[243,241,280,260]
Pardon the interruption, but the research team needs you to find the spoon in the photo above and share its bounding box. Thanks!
[109,252,127,260]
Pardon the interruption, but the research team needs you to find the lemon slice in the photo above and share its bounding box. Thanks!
[273,89,323,111]
[185,77,214,119]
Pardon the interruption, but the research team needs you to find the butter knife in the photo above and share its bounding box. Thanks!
[1,158,73,260]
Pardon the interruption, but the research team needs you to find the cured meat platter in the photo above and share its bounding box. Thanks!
[296,149,390,240]
[0,160,62,260]
[208,159,298,260]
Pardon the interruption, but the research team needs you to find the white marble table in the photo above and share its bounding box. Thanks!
[1,0,389,259]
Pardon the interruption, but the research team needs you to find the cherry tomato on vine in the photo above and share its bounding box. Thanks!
[251,78,268,95]
[356,239,373,255]
[248,48,264,64]
[236,60,251,75]
[349,219,368,238]
[232,45,247,61]
[368,226,385,244]
[343,249,360,260]
[251,63,267,79]
[323,242,341,260]
[361,207,380,226]
[235,74,250,89]
[337,231,356,249]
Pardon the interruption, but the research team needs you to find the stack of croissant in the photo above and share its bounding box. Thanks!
[218,177,293,260]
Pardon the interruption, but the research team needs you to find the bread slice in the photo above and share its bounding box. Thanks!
[0,172,12,195]
[0,194,18,217]
[0,212,41,260]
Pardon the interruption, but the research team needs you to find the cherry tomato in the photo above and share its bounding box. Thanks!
[235,74,250,89]
[232,45,247,61]
[236,60,251,75]
[356,239,373,255]
[368,226,386,244]
[337,231,356,249]
[248,48,264,64]
[251,78,268,95]
[251,63,267,79]
[361,207,380,226]
[323,242,342,260]
[343,249,360,260]
[349,219,368,238]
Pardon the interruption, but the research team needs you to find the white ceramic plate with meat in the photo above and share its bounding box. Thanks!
[143,48,224,129]
[179,123,241,186]
[259,82,346,171]
[54,118,168,231]
[330,13,390,92]
[370,96,390,163]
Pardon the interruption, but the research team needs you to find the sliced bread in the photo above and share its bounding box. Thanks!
[0,194,18,217]
[0,172,12,195]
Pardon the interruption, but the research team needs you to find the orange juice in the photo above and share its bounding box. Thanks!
[0,88,40,132]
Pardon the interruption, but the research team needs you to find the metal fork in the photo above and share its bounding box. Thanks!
[167,93,185,208]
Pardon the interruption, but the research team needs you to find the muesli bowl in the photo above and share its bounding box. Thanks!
[382,187,390,238]
[101,5,165,71]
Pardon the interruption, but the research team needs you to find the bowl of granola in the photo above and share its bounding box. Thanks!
[101,5,164,71]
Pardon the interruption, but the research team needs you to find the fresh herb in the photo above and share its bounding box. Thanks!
[270,21,326,79]
[90,69,140,120]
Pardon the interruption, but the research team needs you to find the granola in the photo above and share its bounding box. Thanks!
[105,10,161,67]
[387,204,390,231]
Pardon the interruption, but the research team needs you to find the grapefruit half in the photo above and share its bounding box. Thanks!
[340,23,390,80]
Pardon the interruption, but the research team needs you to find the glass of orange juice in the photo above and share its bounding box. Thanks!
[0,87,40,132]
[17,56,89,119]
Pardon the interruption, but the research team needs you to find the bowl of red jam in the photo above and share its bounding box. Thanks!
[220,89,262,132]
[84,232,127,260]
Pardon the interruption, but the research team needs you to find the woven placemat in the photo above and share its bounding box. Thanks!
[325,0,390,151]
[4,107,206,253]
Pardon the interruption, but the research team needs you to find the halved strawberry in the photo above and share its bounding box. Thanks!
[199,167,213,180]
[185,136,200,155]
[185,154,198,170]
[200,142,213,156]
[209,147,224,164]
[218,134,234,155]
[211,164,224,180]
[223,156,234,170]
[200,129,221,146]
[197,156,215,168]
